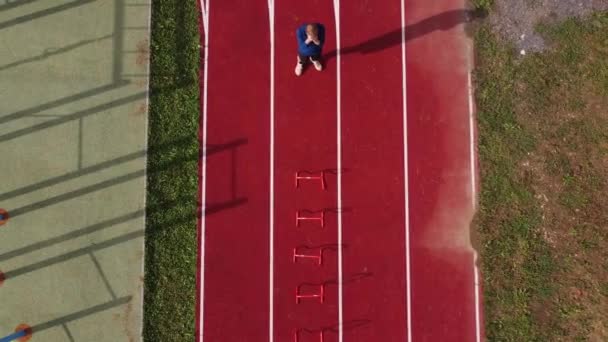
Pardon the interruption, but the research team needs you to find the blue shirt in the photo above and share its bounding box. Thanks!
[296,23,325,56]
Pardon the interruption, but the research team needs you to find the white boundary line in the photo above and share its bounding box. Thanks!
[474,251,481,342]
[468,57,482,342]
[198,0,209,341]
[401,0,412,341]
[332,1,344,341]
[200,0,209,35]
[267,0,275,341]
[468,71,476,209]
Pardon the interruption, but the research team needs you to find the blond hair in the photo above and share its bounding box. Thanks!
[306,24,319,36]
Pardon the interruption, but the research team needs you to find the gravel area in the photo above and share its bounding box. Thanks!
[489,0,608,53]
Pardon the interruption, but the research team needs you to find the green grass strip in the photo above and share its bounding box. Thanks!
[143,1,200,341]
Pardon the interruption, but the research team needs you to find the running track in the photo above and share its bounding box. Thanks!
[196,0,483,341]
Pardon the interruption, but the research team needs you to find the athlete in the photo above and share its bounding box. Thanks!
[295,23,325,76]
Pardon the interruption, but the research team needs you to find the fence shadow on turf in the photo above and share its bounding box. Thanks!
[0,0,95,30]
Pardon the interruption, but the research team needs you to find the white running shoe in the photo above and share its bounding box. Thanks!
[311,59,323,71]
[295,63,303,76]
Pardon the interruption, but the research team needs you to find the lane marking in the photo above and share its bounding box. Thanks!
[468,71,476,209]
[198,0,210,341]
[267,1,275,341]
[401,0,412,341]
[333,1,344,341]
[468,51,482,342]
[474,251,482,342]
[200,0,208,35]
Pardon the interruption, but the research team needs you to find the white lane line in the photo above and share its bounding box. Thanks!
[200,0,208,36]
[267,1,275,341]
[468,71,476,209]
[474,251,482,342]
[401,0,412,341]
[468,51,482,342]
[333,0,343,341]
[198,0,210,341]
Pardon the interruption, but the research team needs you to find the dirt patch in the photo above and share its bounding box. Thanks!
[515,76,608,339]
[488,0,608,52]
[135,39,150,67]
[131,103,147,117]
[124,300,136,342]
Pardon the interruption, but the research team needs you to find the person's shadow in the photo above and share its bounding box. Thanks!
[323,9,486,62]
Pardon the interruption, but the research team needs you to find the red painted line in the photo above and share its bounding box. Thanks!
[405,0,482,340]
[340,0,409,340]
[274,0,339,340]
[197,0,271,340]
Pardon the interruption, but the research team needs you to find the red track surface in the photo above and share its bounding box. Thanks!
[196,0,482,341]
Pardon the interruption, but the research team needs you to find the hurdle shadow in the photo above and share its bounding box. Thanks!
[293,243,347,265]
[293,243,345,252]
[298,271,374,288]
[296,319,372,337]
[324,319,372,333]
[297,207,353,215]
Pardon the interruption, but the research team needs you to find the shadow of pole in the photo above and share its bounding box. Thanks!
[0,135,248,262]
[0,91,148,143]
[323,9,486,62]
[30,296,132,334]
[4,134,248,218]
[0,209,144,262]
[2,230,145,281]
[0,35,114,72]
[0,135,197,201]
[0,0,40,12]
[0,0,96,30]
[0,81,130,125]
[112,0,125,83]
